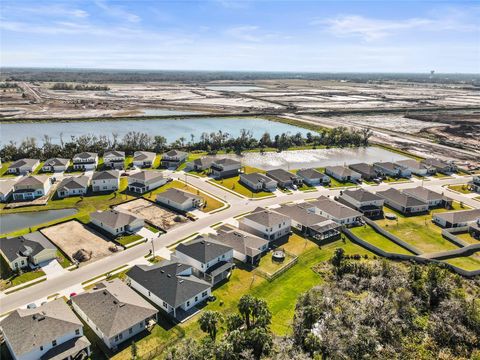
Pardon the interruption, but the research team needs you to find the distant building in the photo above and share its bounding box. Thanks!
[12,175,51,201]
[156,188,203,212]
[239,172,277,192]
[91,170,120,192]
[421,158,456,174]
[103,151,126,170]
[395,159,434,176]
[7,158,40,175]
[296,168,330,186]
[90,209,144,236]
[373,162,411,178]
[239,207,291,240]
[42,158,70,172]
[210,158,242,179]
[325,166,361,183]
[133,151,156,168]
[72,152,98,171]
[265,169,302,189]
[127,170,167,194]
[56,175,89,198]
[469,175,480,193]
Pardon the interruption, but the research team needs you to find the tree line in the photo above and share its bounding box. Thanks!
[0,126,372,161]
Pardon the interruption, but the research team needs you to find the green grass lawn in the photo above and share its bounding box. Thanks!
[350,225,414,255]
[124,156,133,169]
[177,152,205,171]
[382,176,411,183]
[444,255,480,271]
[432,172,452,179]
[152,155,161,169]
[146,224,161,233]
[0,263,46,290]
[116,234,143,246]
[455,232,480,245]
[213,176,273,198]
[96,157,104,170]
[257,251,296,275]
[448,184,472,194]
[0,162,16,178]
[32,162,44,175]
[56,250,73,268]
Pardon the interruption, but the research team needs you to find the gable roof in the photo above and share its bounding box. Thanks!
[266,169,300,183]
[57,176,89,191]
[133,151,156,162]
[71,279,157,338]
[192,157,214,167]
[90,209,142,229]
[212,225,269,258]
[395,159,427,170]
[341,188,383,202]
[212,158,241,167]
[402,187,446,202]
[156,188,202,204]
[126,261,210,308]
[0,299,82,357]
[43,158,70,167]
[73,152,97,160]
[309,196,362,219]
[129,170,164,182]
[9,158,39,169]
[176,236,232,263]
[103,150,125,158]
[374,162,407,172]
[273,203,330,227]
[348,163,378,176]
[241,172,276,184]
[92,170,119,181]
[326,166,359,178]
[163,150,187,158]
[296,168,326,180]
[14,175,50,188]
[376,188,428,208]
[0,179,16,196]
[242,207,289,227]
[0,231,56,262]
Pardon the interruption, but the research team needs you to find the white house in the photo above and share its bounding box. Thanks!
[7,158,40,175]
[133,151,157,168]
[42,158,70,172]
[156,188,203,212]
[127,170,168,194]
[103,150,126,170]
[325,166,361,183]
[56,175,89,198]
[403,187,452,208]
[373,162,411,178]
[12,175,51,201]
[296,168,330,186]
[126,260,212,319]
[71,279,157,350]
[306,196,362,225]
[239,172,277,192]
[0,299,90,360]
[337,188,384,218]
[238,207,291,241]
[90,209,144,236]
[91,170,120,192]
[0,179,16,202]
[433,209,480,228]
[376,188,429,215]
[72,152,98,171]
[161,150,188,168]
[395,159,433,176]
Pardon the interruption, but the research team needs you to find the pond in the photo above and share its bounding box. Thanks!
[0,117,310,145]
[205,85,265,92]
[0,209,78,235]
[214,147,410,170]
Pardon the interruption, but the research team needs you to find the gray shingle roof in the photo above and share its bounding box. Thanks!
[126,261,210,308]
[129,170,164,182]
[156,188,202,204]
[297,168,325,180]
[92,170,119,181]
[309,196,362,219]
[266,169,300,183]
[9,158,39,169]
[0,179,16,196]
[176,236,232,263]
[241,172,276,184]
[242,207,289,227]
[403,187,447,202]
[57,176,89,191]
[73,152,97,160]
[163,150,187,158]
[43,158,70,167]
[342,188,383,202]
[71,279,157,338]
[90,210,142,228]
[376,188,428,208]
[0,299,82,357]
[396,159,427,170]
[326,166,359,178]
[133,151,156,162]
[212,158,241,167]
[273,203,330,226]
[104,150,125,158]
[348,163,378,177]
[14,175,50,188]
[434,209,480,224]
[374,162,407,172]
[212,225,269,258]
[0,232,56,262]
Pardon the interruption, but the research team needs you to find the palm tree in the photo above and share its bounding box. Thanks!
[199,310,223,341]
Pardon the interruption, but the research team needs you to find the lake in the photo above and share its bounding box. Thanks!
[0,117,310,145]
[0,209,78,235]
[214,147,410,170]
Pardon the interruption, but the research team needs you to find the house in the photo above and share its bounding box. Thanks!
[0,299,90,360]
[337,188,385,218]
[156,188,203,212]
[403,186,452,208]
[272,203,341,241]
[239,172,277,192]
[395,159,434,176]
[186,157,214,172]
[42,158,70,172]
[161,150,188,168]
[325,166,361,183]
[307,196,362,225]
[126,260,211,319]
[72,152,98,171]
[469,175,480,193]
[56,175,89,198]
[174,236,234,285]
[265,169,302,189]
[376,188,429,215]
[211,225,269,265]
[0,232,57,270]
[71,279,157,350]
[432,209,480,228]
[90,209,144,236]
[12,175,51,201]
[296,168,330,186]
[133,151,156,168]
[0,178,16,202]
[210,158,242,179]
[91,170,120,192]
[348,163,380,181]
[128,171,168,194]
[239,207,291,241]
[7,158,40,175]
[103,151,126,170]
[421,158,457,174]
[373,162,411,178]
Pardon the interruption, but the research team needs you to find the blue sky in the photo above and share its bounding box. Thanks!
[1,0,479,72]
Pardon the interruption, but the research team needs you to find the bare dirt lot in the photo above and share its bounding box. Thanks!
[114,198,189,231]
[41,220,119,264]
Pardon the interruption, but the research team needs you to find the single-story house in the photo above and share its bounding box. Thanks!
[128,170,167,194]
[91,170,120,192]
[325,166,361,183]
[421,158,457,174]
[71,279,157,350]
[239,172,277,192]
[373,162,411,178]
[161,150,188,168]
[265,169,302,189]
[210,158,242,179]
[348,163,381,181]
[7,158,40,175]
[90,209,144,236]
[469,175,480,193]
[56,175,90,198]
[211,225,269,265]
[186,157,214,172]
[272,203,341,241]
[337,188,385,218]
[103,151,126,170]
[402,186,452,208]
[72,152,98,171]
[126,260,212,319]
[133,151,156,168]
[306,196,362,225]
[296,168,330,186]
[156,188,203,212]
[42,158,70,172]
[432,209,480,228]
[0,178,16,202]
[0,299,90,360]
[174,236,234,285]
[12,175,51,201]
[395,159,435,176]
[0,231,57,270]
[376,188,429,215]
[238,207,291,241]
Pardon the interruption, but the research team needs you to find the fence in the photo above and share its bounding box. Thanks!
[441,226,471,247]
[255,251,299,282]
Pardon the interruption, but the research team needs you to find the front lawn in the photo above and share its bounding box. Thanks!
[0,259,46,291]
[56,250,73,268]
[350,225,414,255]
[212,176,273,198]
[116,234,143,246]
[448,184,472,194]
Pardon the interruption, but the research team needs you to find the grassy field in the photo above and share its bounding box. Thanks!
[448,184,472,194]
[213,165,273,199]
[444,255,480,271]
[456,232,480,245]
[350,225,414,255]
[32,162,44,175]
[116,234,143,246]
[0,162,15,178]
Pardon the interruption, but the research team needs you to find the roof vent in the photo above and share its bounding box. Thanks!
[103,291,108,295]
[119,303,125,307]
[113,300,118,305]
[160,270,164,273]
[179,280,184,283]
[167,274,171,278]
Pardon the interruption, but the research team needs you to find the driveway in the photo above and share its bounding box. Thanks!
[40,259,68,279]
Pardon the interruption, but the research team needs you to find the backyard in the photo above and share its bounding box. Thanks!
[212,165,274,199]
[350,224,414,255]
[444,255,480,271]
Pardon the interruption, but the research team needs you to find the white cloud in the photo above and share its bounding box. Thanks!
[94,0,141,23]
[226,25,261,42]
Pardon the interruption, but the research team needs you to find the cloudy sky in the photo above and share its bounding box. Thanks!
[1,0,479,72]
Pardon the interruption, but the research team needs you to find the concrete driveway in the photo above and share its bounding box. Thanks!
[40,259,68,279]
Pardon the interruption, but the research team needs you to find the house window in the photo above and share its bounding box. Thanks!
[119,333,123,340]
[278,224,281,228]
[202,291,208,297]
[52,340,57,347]
[148,291,151,297]
[195,296,198,302]
[40,346,43,351]
[75,329,80,335]
[129,328,133,334]
[187,301,190,307]
[163,301,168,308]
[115,335,119,342]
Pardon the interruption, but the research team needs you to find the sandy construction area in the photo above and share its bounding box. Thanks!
[115,198,189,231]
[41,220,117,264]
